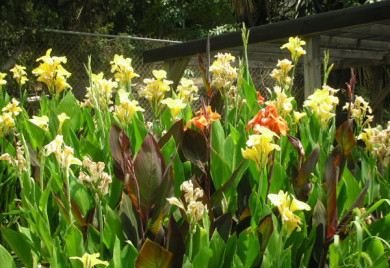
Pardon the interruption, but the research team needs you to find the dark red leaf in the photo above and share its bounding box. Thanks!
[181,128,207,173]
[325,152,339,239]
[135,239,172,268]
[335,120,357,156]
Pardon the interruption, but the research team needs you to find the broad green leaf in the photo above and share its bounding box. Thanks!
[211,120,225,156]
[103,206,125,252]
[210,148,231,189]
[208,231,225,268]
[135,239,172,268]
[24,118,47,150]
[366,238,384,264]
[131,115,148,156]
[57,91,81,131]
[222,235,237,268]
[262,225,282,268]
[121,241,138,267]
[236,229,260,268]
[65,225,83,266]
[1,227,36,268]
[0,244,16,268]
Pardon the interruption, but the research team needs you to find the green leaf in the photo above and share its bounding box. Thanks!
[135,239,172,268]
[0,244,16,268]
[242,79,259,115]
[262,225,282,268]
[236,229,260,268]
[222,235,237,268]
[211,120,225,156]
[131,116,148,156]
[211,160,249,207]
[366,238,384,264]
[210,148,231,189]
[57,91,81,132]
[103,206,125,252]
[1,227,36,268]
[121,241,138,267]
[65,225,84,265]
[208,231,225,268]
[24,118,47,150]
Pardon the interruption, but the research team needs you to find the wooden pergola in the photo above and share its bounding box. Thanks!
[143,1,390,121]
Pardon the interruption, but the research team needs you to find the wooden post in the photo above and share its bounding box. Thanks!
[304,35,321,99]
[164,56,191,96]
[371,66,385,124]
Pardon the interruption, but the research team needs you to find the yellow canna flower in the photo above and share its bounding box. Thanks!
[0,112,15,136]
[29,115,49,131]
[2,98,22,118]
[177,77,198,104]
[44,135,81,170]
[84,72,117,111]
[293,111,307,124]
[209,53,237,95]
[10,65,28,86]
[57,112,70,134]
[114,88,144,125]
[110,54,139,88]
[268,190,311,235]
[70,253,109,268]
[343,95,373,130]
[303,85,339,129]
[0,141,26,172]
[161,98,186,118]
[0,73,7,87]
[167,180,207,224]
[32,49,71,95]
[281,36,306,63]
[139,70,173,115]
[266,86,294,117]
[241,126,280,170]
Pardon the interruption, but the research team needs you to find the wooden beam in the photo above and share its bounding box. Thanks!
[304,35,321,99]
[143,1,390,63]
[164,57,191,94]
[320,35,390,51]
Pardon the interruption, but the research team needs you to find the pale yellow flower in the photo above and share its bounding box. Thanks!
[2,99,22,118]
[266,86,294,117]
[268,190,311,235]
[10,65,28,86]
[139,70,173,114]
[78,156,112,195]
[0,141,26,172]
[84,72,117,110]
[270,59,293,87]
[281,36,306,63]
[161,98,186,118]
[70,253,108,268]
[0,73,6,86]
[110,54,139,87]
[167,180,207,224]
[57,112,70,134]
[114,89,144,125]
[44,135,81,169]
[361,122,390,167]
[0,112,15,136]
[177,77,198,104]
[293,111,307,124]
[209,53,237,95]
[241,126,280,170]
[343,95,373,129]
[303,85,339,129]
[29,115,49,131]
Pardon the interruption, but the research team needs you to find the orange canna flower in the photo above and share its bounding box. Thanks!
[185,106,221,131]
[257,92,264,106]
[246,105,289,136]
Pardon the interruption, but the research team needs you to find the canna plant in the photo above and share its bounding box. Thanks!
[0,28,389,268]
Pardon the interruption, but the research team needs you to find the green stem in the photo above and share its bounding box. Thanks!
[98,200,104,256]
[288,62,297,92]
[224,95,229,133]
[39,151,45,192]
[65,168,73,224]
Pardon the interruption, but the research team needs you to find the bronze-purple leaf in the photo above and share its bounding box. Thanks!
[335,120,357,156]
[133,133,166,223]
[182,128,207,173]
[135,238,172,268]
[293,144,319,201]
[109,124,132,182]
[325,153,339,239]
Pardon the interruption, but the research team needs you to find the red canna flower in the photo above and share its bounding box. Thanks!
[257,92,265,106]
[246,105,289,136]
[185,106,221,131]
